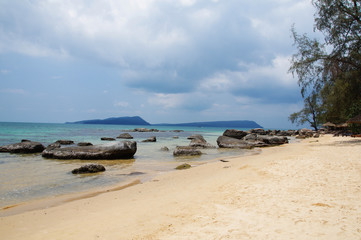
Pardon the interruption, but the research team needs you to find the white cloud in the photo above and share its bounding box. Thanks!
[0,88,26,94]
[114,101,129,108]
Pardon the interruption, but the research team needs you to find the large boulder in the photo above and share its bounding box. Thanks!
[173,146,202,156]
[188,135,216,149]
[257,135,288,145]
[72,164,106,174]
[250,128,267,135]
[0,141,45,154]
[42,141,137,160]
[217,136,253,149]
[222,129,248,139]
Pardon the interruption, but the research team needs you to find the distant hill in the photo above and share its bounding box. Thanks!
[153,120,262,128]
[66,116,151,125]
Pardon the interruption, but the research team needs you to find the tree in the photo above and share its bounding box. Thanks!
[289,93,323,131]
[289,0,361,127]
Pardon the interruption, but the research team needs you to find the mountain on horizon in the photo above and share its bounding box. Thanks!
[153,120,262,128]
[66,116,151,125]
[67,116,263,128]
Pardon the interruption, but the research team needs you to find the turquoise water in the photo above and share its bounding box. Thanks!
[0,122,255,207]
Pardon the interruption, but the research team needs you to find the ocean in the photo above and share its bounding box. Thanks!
[0,122,257,208]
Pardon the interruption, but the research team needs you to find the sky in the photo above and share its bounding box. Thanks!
[0,0,318,129]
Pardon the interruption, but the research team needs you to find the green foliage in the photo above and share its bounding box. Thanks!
[290,0,361,128]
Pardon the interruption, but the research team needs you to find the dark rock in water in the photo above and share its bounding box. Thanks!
[173,146,202,156]
[134,128,158,132]
[160,146,169,151]
[78,142,93,146]
[0,141,45,154]
[217,136,253,149]
[72,164,106,174]
[101,137,116,141]
[142,136,156,142]
[46,142,61,150]
[172,130,184,132]
[175,163,191,170]
[223,129,248,139]
[188,135,216,149]
[42,141,137,160]
[56,140,74,145]
[21,139,31,142]
[117,133,134,139]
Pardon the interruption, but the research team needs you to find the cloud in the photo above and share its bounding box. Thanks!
[0,88,26,94]
[113,101,129,108]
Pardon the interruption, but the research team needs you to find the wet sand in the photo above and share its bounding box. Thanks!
[1,135,360,239]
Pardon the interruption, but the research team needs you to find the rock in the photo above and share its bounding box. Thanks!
[142,136,156,142]
[243,133,258,141]
[173,146,202,156]
[172,130,184,132]
[313,133,320,138]
[56,140,74,145]
[0,141,45,154]
[101,137,116,141]
[160,146,169,151]
[257,135,288,145]
[173,136,179,139]
[46,142,61,150]
[250,128,267,135]
[77,142,93,146]
[175,163,191,170]
[72,164,106,174]
[222,129,248,139]
[188,135,216,149]
[216,136,253,149]
[117,133,134,139]
[42,141,137,160]
[134,128,159,132]
[298,128,314,138]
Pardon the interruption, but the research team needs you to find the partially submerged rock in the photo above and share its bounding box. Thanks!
[77,142,93,146]
[160,146,169,151]
[42,141,137,160]
[101,137,116,141]
[142,136,156,142]
[117,133,134,139]
[175,163,191,170]
[188,135,216,149]
[72,164,106,174]
[0,141,45,154]
[173,146,202,156]
[56,140,74,145]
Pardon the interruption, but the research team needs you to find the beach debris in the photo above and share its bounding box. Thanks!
[72,164,106,174]
[117,133,134,139]
[55,140,74,145]
[0,141,45,154]
[101,137,116,141]
[42,141,137,160]
[175,163,191,170]
[173,146,202,156]
[220,159,229,162]
[77,142,93,146]
[160,146,169,151]
[142,136,156,142]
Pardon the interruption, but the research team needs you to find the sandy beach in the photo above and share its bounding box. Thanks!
[1,135,360,239]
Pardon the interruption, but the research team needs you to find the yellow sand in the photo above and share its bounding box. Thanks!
[1,135,361,239]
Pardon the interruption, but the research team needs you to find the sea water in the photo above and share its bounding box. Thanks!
[0,122,256,207]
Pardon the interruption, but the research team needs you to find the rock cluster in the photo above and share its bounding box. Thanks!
[173,146,202,156]
[42,141,137,160]
[217,129,289,149]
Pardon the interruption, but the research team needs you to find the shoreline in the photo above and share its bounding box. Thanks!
[1,135,360,239]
